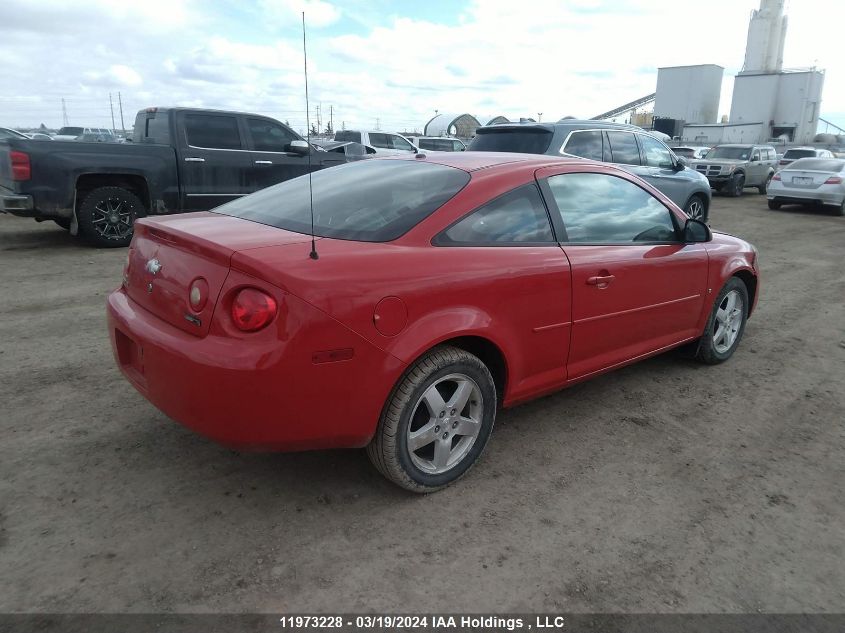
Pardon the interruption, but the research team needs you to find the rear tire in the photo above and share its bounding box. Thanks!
[77,186,144,248]
[696,277,749,365]
[767,200,781,210]
[758,173,772,194]
[367,345,497,493]
[833,199,845,216]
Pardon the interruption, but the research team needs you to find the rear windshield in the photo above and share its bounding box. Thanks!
[470,128,553,154]
[334,130,362,143]
[783,149,816,159]
[706,147,752,160]
[785,158,845,172]
[214,160,470,242]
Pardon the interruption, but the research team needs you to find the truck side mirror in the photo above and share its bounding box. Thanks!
[287,140,310,156]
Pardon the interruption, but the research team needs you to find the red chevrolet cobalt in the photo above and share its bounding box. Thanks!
[108,153,759,492]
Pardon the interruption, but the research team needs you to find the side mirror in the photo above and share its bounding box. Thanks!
[674,156,688,170]
[750,156,759,162]
[684,218,711,243]
[287,140,310,156]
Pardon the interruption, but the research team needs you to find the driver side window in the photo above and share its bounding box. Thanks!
[547,173,678,243]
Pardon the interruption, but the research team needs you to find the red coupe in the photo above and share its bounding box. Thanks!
[107,153,759,492]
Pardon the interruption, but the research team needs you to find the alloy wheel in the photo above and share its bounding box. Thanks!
[713,289,744,354]
[686,198,705,220]
[91,196,133,241]
[407,373,483,475]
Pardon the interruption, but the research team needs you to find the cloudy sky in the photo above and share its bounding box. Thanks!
[1,0,844,135]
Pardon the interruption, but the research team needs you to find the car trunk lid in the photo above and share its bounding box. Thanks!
[780,169,833,189]
[125,212,313,336]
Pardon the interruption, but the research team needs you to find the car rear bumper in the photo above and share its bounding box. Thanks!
[107,287,405,452]
[767,186,844,206]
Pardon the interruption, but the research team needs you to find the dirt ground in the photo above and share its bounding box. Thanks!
[0,194,843,614]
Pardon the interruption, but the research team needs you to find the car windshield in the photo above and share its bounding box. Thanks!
[785,158,845,172]
[783,149,816,159]
[57,127,84,136]
[214,160,470,242]
[707,147,752,160]
[470,128,553,154]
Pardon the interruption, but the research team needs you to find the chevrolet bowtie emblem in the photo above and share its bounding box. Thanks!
[145,258,162,275]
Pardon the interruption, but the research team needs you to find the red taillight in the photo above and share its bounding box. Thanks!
[824,176,842,184]
[10,150,31,181]
[772,173,781,181]
[231,288,277,332]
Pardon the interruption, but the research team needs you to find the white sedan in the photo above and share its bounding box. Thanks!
[767,157,845,216]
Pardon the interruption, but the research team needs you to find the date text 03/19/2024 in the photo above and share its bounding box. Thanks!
[277,615,568,629]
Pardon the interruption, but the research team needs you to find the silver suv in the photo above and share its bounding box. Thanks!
[469,120,713,222]
[691,144,777,197]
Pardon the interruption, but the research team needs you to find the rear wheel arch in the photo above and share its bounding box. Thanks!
[75,173,151,213]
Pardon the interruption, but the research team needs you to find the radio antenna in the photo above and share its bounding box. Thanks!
[302,11,318,260]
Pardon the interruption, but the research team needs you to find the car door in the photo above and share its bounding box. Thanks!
[748,148,764,184]
[178,111,253,211]
[368,132,399,155]
[245,117,319,192]
[637,133,687,207]
[538,167,709,380]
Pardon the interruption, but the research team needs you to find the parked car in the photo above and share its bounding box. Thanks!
[767,157,845,215]
[672,146,710,160]
[0,107,352,247]
[334,130,419,156]
[468,121,712,222]
[0,127,29,140]
[691,144,777,196]
[776,147,835,171]
[52,127,116,141]
[25,132,53,141]
[406,136,466,152]
[107,153,759,492]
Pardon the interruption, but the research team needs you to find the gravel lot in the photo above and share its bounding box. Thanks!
[1,194,843,614]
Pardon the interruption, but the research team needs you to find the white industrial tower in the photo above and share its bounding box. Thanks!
[742,0,788,74]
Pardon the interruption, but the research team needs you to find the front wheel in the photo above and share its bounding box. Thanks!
[77,186,144,248]
[696,278,749,365]
[729,173,745,197]
[683,194,708,222]
[367,346,497,493]
[767,200,781,210]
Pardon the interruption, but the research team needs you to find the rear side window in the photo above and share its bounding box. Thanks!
[606,131,641,165]
[783,149,816,159]
[184,114,242,150]
[390,135,414,151]
[215,160,470,242]
[334,131,361,143]
[436,184,554,245]
[548,173,677,243]
[563,130,603,161]
[469,128,553,154]
[247,118,296,152]
[140,113,171,144]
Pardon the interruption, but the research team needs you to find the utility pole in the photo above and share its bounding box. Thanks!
[375,117,380,131]
[316,104,321,134]
[118,92,126,135]
[109,93,116,132]
[61,98,69,126]
[329,105,333,134]
[538,112,543,122]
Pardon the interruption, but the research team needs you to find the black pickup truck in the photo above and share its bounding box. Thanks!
[0,107,350,246]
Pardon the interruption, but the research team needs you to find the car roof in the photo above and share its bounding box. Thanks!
[476,120,643,134]
[384,151,586,172]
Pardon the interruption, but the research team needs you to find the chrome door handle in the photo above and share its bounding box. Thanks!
[254,160,273,165]
[586,274,615,287]
[184,157,205,162]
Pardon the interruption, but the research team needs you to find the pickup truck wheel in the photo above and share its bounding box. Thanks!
[729,173,745,197]
[78,186,144,248]
[366,345,496,493]
[758,174,772,194]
